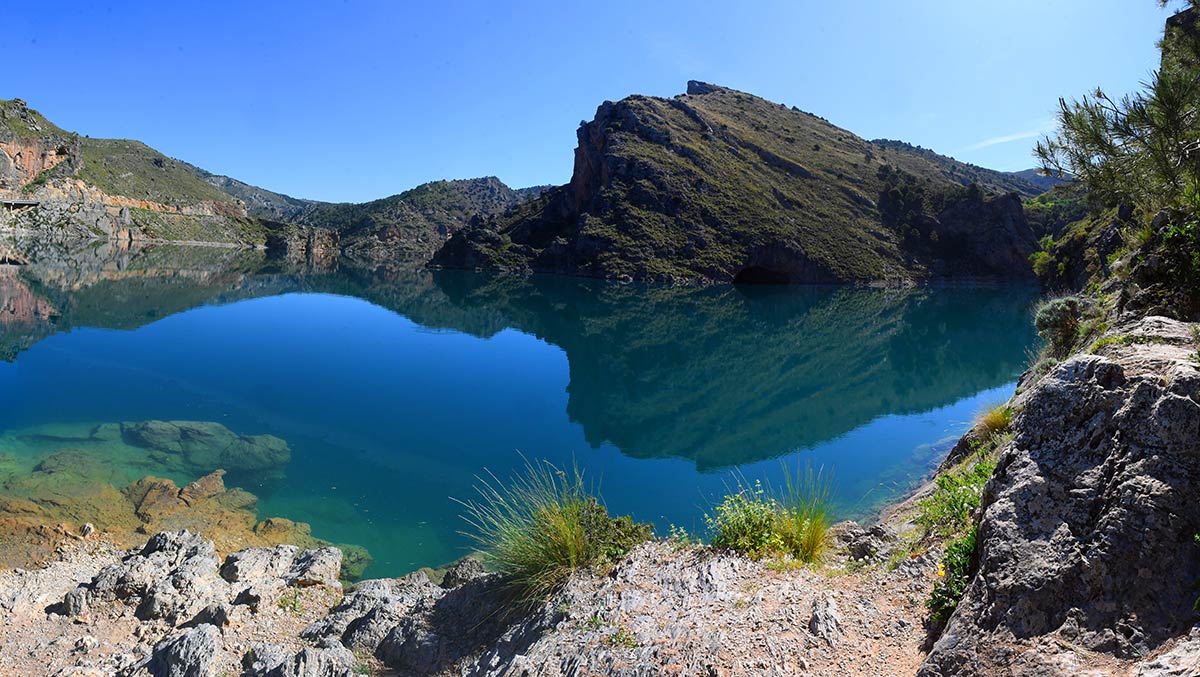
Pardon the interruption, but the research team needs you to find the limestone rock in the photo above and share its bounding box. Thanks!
[220,545,299,584]
[64,530,227,624]
[144,624,221,677]
[286,547,342,587]
[301,572,443,654]
[921,317,1200,675]
[809,592,843,646]
[440,556,487,589]
[242,639,356,677]
[1135,627,1200,676]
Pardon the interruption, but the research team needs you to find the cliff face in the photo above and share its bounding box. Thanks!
[0,99,80,193]
[432,82,1041,285]
[920,317,1200,676]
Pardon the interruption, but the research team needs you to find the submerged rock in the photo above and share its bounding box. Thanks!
[120,420,291,473]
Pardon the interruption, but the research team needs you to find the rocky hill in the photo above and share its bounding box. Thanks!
[295,177,542,265]
[0,98,275,246]
[431,82,1042,285]
[0,99,545,262]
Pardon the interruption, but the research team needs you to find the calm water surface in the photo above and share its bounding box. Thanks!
[0,244,1039,576]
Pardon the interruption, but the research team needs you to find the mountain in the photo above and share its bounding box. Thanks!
[0,98,272,245]
[432,81,1042,285]
[293,177,541,265]
[188,169,318,224]
[1006,167,1067,194]
[0,99,545,260]
[867,140,1049,198]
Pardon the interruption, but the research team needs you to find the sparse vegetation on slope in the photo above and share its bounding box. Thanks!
[0,98,68,138]
[77,138,237,207]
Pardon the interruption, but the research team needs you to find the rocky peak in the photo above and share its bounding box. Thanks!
[686,80,727,95]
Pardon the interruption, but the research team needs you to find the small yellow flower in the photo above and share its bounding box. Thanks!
[937,563,946,577]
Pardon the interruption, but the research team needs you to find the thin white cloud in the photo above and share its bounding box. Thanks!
[962,120,1056,152]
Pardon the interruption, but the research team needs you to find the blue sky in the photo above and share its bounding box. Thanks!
[5,1,1178,202]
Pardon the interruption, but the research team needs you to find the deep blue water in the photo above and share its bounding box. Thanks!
[0,250,1039,576]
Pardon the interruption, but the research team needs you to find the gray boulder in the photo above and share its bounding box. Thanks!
[301,572,443,654]
[441,557,487,588]
[242,639,357,677]
[64,531,227,624]
[144,624,221,677]
[220,545,299,583]
[286,548,342,588]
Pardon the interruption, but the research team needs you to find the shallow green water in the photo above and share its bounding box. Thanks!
[0,244,1039,576]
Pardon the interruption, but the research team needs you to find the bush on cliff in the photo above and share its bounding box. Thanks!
[457,458,652,608]
[1034,296,1082,356]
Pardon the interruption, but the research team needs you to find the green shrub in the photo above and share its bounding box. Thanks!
[1029,250,1055,279]
[1034,296,1082,357]
[926,526,978,626]
[458,458,652,607]
[706,480,781,560]
[1164,218,1200,292]
[916,456,995,540]
[706,468,832,563]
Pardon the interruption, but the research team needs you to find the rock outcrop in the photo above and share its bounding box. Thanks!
[0,529,945,676]
[62,530,343,626]
[920,316,1200,675]
[432,82,1042,285]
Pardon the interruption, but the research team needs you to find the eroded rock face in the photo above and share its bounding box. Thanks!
[432,83,1041,285]
[300,572,444,655]
[921,317,1200,675]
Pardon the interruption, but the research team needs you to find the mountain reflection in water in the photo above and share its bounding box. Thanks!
[0,240,1038,574]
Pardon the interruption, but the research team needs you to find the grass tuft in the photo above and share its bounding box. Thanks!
[456,457,651,609]
[976,404,1013,436]
[775,464,833,563]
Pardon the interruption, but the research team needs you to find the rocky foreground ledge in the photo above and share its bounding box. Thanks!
[1,524,943,677]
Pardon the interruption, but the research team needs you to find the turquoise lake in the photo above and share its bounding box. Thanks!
[0,245,1039,576]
